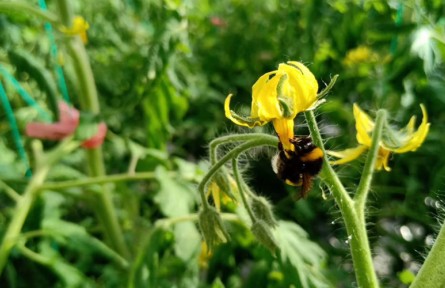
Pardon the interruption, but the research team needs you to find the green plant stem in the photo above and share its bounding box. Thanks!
[355,110,386,209]
[16,242,51,266]
[0,139,78,275]
[0,167,49,274]
[156,212,240,228]
[304,111,352,209]
[209,133,276,164]
[39,171,168,191]
[0,1,59,24]
[0,180,21,202]
[56,0,129,259]
[305,110,381,288]
[198,135,277,210]
[411,220,445,287]
[232,158,256,222]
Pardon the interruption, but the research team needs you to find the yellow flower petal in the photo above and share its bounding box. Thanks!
[375,148,392,171]
[198,241,211,269]
[224,94,268,127]
[327,145,367,165]
[278,61,319,116]
[353,103,374,146]
[391,104,430,153]
[210,181,221,212]
[224,61,321,152]
[272,118,295,151]
[252,71,286,120]
[60,16,90,43]
[333,104,429,171]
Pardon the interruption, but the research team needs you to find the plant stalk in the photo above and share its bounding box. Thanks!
[0,167,49,274]
[39,171,168,191]
[198,135,277,209]
[305,110,380,288]
[232,158,256,222]
[0,139,78,275]
[411,219,445,288]
[56,0,129,258]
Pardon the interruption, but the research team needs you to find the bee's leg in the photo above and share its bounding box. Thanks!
[299,173,314,199]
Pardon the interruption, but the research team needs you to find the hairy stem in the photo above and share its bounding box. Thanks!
[198,135,277,210]
[411,219,445,287]
[355,110,386,209]
[209,133,276,164]
[305,110,380,288]
[232,158,256,222]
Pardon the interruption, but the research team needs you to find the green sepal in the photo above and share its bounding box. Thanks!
[198,207,230,251]
[251,220,279,255]
[251,196,278,228]
[317,74,339,98]
[227,109,268,128]
[276,74,294,118]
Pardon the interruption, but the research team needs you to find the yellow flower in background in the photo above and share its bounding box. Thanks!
[343,46,378,66]
[328,104,430,171]
[225,61,319,151]
[60,16,90,44]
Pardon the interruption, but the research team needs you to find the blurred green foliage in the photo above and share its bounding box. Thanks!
[0,0,444,287]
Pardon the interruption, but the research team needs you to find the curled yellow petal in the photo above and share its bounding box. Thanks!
[392,104,430,153]
[353,103,374,146]
[224,94,268,127]
[327,145,368,165]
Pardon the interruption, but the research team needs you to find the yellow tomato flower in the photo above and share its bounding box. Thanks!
[343,46,378,66]
[328,104,430,171]
[225,61,319,151]
[60,16,90,44]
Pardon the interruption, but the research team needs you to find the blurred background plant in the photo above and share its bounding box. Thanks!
[0,0,444,287]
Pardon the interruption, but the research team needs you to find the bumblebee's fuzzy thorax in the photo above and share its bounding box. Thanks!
[272,136,323,198]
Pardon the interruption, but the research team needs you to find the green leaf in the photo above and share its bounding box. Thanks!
[38,241,94,288]
[8,49,59,118]
[153,166,196,217]
[274,221,331,288]
[174,222,201,260]
[153,166,200,261]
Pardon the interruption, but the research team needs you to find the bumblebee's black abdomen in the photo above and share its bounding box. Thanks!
[302,156,323,176]
[275,151,304,185]
[272,136,324,189]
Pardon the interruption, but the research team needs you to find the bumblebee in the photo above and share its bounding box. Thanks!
[272,136,323,199]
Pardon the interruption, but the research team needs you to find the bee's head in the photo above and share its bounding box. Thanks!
[291,136,316,155]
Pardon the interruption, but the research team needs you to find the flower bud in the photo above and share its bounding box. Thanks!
[251,196,278,228]
[251,220,278,254]
[198,207,230,251]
